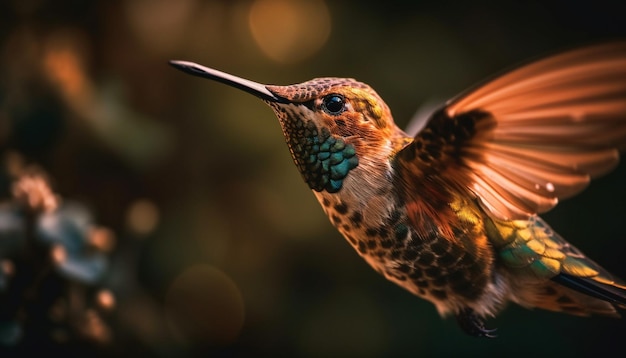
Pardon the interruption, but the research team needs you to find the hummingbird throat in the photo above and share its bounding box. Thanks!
[271,104,359,193]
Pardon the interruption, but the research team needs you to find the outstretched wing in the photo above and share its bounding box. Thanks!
[400,42,626,220]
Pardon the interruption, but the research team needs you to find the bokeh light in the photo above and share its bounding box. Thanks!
[89,227,116,252]
[80,308,112,343]
[249,0,331,63]
[123,0,196,55]
[42,31,90,105]
[11,171,59,213]
[1,260,15,278]
[165,264,245,347]
[96,289,116,311]
[126,199,160,236]
[51,244,67,264]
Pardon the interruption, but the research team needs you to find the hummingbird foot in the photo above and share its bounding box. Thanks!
[455,309,497,338]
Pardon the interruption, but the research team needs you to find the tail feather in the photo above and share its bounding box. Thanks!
[552,273,626,309]
[513,280,621,317]
[492,216,626,316]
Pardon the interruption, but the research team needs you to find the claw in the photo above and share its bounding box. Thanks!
[455,309,498,338]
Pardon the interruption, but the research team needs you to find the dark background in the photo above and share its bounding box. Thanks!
[1,0,625,356]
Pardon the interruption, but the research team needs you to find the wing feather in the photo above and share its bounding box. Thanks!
[448,43,626,117]
[412,42,626,220]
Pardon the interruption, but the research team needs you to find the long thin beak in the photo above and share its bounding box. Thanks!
[169,60,286,103]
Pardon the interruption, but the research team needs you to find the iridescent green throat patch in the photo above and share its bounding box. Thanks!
[286,120,358,193]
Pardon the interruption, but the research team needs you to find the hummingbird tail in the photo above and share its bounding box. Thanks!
[552,273,626,310]
[513,280,622,317]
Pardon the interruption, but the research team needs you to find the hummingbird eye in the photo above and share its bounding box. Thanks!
[322,94,346,115]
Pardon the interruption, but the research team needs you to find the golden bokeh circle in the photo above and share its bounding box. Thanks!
[165,264,245,346]
[249,0,331,64]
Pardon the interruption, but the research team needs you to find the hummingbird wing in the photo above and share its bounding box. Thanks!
[402,42,626,221]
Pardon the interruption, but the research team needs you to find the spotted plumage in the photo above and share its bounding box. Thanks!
[267,104,358,193]
[170,42,626,337]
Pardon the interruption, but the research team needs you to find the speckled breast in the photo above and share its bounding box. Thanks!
[317,195,489,305]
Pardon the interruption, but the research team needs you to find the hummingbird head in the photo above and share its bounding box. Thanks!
[265,77,402,193]
[169,61,408,194]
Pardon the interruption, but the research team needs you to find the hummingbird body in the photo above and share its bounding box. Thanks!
[266,88,500,318]
[171,43,626,336]
[314,182,500,318]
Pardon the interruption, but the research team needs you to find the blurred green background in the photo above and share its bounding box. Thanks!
[1,0,626,356]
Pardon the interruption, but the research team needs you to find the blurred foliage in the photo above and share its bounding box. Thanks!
[0,158,114,353]
[1,0,626,357]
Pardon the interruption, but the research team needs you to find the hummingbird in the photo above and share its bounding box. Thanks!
[170,42,626,337]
